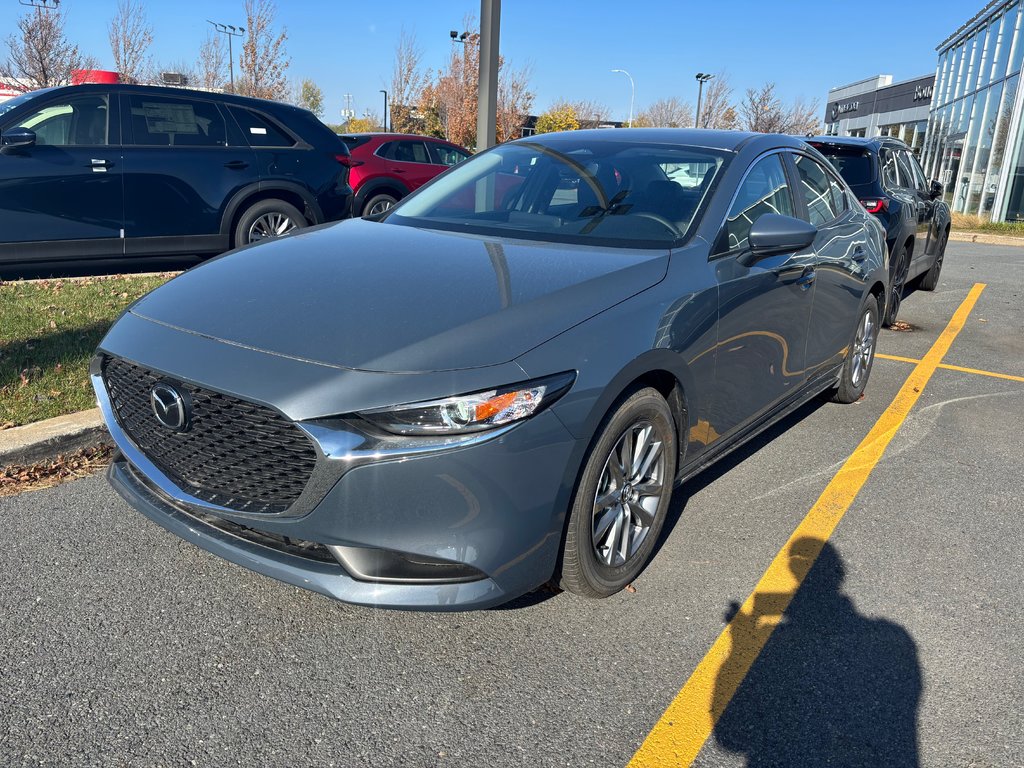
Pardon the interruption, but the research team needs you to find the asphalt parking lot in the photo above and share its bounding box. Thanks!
[1,241,1021,768]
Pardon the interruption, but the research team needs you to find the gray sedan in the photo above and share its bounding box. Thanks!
[94,129,887,610]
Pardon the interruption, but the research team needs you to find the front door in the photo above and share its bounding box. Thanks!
[708,152,815,440]
[0,91,123,262]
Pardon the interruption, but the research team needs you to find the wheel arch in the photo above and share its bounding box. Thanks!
[354,178,411,215]
[222,182,323,248]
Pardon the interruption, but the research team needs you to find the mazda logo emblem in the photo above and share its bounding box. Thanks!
[150,382,191,432]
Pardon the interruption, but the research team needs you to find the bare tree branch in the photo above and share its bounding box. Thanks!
[1,5,85,89]
[238,0,289,100]
[697,74,737,130]
[390,28,425,134]
[636,97,694,128]
[108,0,152,84]
[197,32,227,91]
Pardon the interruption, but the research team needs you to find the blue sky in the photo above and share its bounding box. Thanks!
[12,0,978,124]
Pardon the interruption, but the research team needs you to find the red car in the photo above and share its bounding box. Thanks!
[338,133,471,217]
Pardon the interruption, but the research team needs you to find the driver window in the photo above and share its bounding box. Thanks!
[15,94,109,146]
[718,154,793,253]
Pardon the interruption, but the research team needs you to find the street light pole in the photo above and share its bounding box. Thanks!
[207,20,245,92]
[611,69,634,128]
[695,72,714,128]
[380,90,388,132]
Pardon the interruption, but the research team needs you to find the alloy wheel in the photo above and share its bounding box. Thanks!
[591,420,667,567]
[888,248,910,322]
[851,308,876,387]
[248,212,298,242]
[367,199,395,216]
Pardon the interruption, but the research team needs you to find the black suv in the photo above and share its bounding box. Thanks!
[0,83,353,272]
[809,136,950,326]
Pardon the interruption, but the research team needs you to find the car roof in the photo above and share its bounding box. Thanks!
[519,127,811,154]
[340,132,462,144]
[35,82,312,115]
[806,135,911,152]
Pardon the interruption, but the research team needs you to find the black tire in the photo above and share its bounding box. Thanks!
[559,388,677,598]
[361,192,399,217]
[883,241,911,327]
[918,229,948,292]
[234,199,307,247]
[831,295,880,404]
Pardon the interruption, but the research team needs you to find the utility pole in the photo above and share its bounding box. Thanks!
[477,0,500,151]
[695,72,714,128]
[207,20,245,92]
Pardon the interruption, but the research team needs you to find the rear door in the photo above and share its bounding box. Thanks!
[899,149,939,261]
[379,139,443,191]
[0,91,123,262]
[121,92,258,256]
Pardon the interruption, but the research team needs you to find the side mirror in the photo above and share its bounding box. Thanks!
[0,127,36,153]
[928,179,943,200]
[740,214,817,266]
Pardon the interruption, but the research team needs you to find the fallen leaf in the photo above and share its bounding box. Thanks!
[625,584,637,593]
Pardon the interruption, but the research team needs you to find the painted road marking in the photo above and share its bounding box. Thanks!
[877,353,1024,384]
[628,283,987,767]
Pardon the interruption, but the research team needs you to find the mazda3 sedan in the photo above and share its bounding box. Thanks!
[93,129,888,611]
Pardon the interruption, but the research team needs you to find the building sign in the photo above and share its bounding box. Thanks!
[830,101,860,121]
[914,84,934,101]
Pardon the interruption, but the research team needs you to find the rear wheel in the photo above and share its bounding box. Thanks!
[362,192,399,217]
[883,241,911,327]
[559,388,677,598]
[918,229,948,292]
[235,199,307,246]
[831,296,879,404]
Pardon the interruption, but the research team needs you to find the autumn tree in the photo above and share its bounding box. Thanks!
[346,112,381,133]
[535,102,580,134]
[637,97,694,128]
[108,0,152,84]
[696,74,737,130]
[1,5,87,89]
[496,61,533,142]
[238,0,289,100]
[783,96,821,135]
[741,82,821,134]
[197,32,227,91]
[297,78,324,117]
[390,28,425,134]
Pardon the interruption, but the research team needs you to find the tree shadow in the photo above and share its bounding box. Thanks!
[711,537,921,767]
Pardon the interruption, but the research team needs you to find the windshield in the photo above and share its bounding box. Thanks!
[388,139,728,247]
[0,88,52,119]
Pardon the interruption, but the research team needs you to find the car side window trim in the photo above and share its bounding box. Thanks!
[789,151,845,226]
[710,148,796,260]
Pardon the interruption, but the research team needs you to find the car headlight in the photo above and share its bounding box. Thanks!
[357,372,575,436]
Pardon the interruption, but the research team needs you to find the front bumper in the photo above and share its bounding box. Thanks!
[95,354,581,610]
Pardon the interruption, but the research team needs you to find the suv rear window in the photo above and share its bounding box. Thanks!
[815,148,874,187]
[229,107,295,148]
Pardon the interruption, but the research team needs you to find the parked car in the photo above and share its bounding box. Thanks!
[808,136,950,325]
[338,132,470,216]
[93,129,887,611]
[0,83,353,271]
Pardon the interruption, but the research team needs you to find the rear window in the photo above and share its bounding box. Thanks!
[815,148,874,187]
[229,107,295,148]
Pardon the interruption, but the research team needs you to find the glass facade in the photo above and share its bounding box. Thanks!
[878,120,928,154]
[923,1,1024,220]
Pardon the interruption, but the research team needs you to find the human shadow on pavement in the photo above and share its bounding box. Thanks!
[710,537,922,767]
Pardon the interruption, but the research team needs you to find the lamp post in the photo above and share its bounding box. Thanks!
[611,69,635,128]
[207,20,245,92]
[695,72,714,128]
[380,89,388,132]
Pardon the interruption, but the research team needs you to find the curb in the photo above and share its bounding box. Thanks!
[0,409,109,468]
[949,231,1024,247]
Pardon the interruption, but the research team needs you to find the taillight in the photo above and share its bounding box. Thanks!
[860,198,887,214]
[333,154,363,168]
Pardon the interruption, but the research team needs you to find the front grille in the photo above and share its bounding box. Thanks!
[103,356,317,514]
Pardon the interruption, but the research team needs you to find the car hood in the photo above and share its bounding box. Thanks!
[128,218,670,373]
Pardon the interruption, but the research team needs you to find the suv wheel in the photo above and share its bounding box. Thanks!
[236,199,308,246]
[362,193,399,217]
[918,230,948,292]
[883,241,911,327]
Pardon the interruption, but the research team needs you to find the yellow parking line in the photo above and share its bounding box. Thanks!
[628,283,987,768]
[876,353,1024,384]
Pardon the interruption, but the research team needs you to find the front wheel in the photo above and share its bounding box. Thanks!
[559,388,677,598]
[362,193,399,217]
[235,199,308,246]
[831,296,879,404]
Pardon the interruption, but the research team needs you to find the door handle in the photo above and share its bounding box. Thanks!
[389,167,407,173]
[87,158,113,170]
[795,268,816,290]
[224,160,250,170]
[852,246,867,263]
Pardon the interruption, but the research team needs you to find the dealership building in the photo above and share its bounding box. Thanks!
[823,74,935,154]
[921,0,1024,221]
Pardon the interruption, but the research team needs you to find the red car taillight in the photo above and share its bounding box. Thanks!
[860,198,888,214]
[333,154,364,168]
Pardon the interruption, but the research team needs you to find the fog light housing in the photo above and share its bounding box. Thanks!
[328,545,486,584]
